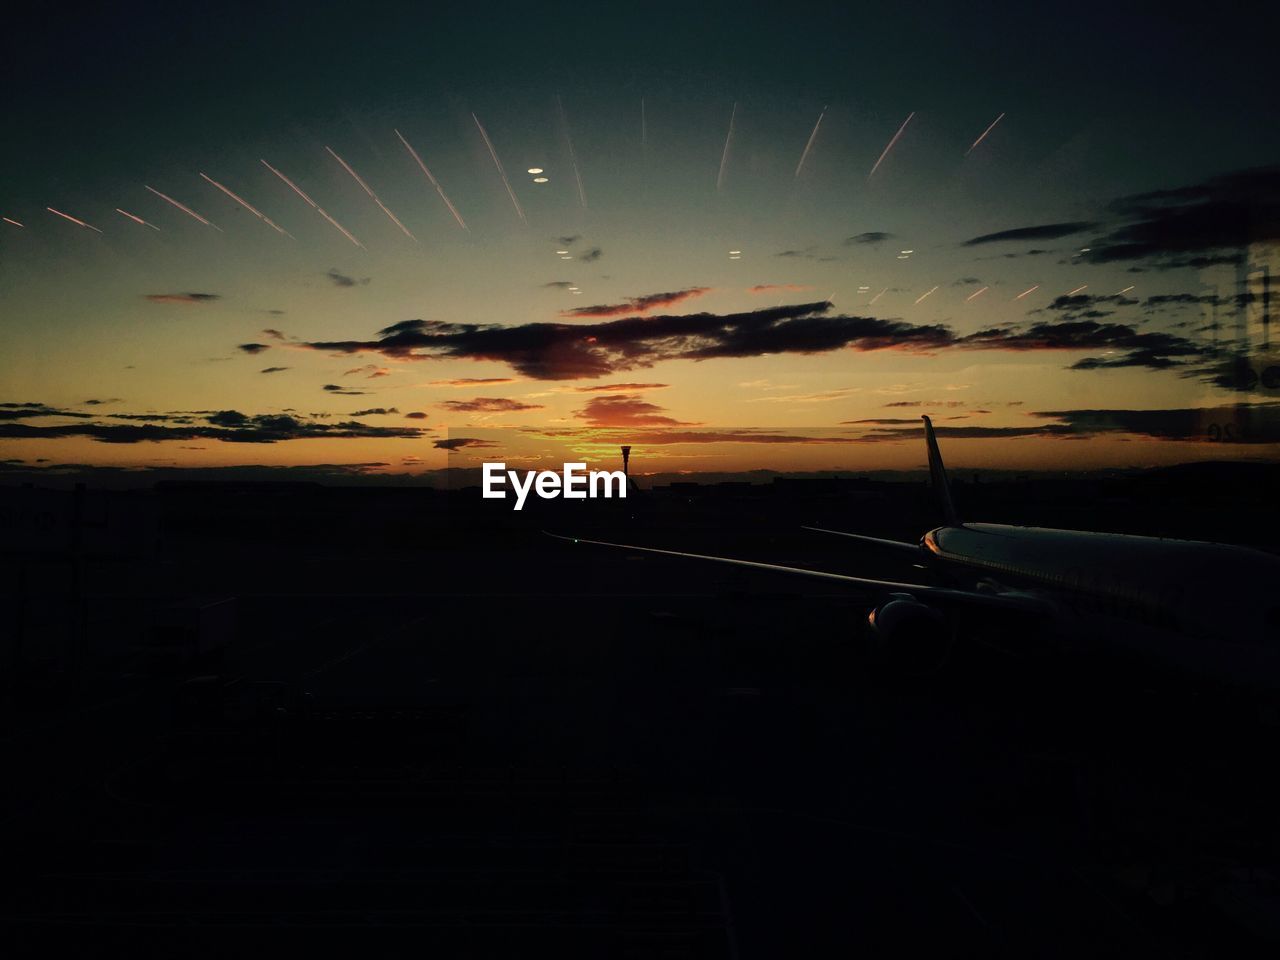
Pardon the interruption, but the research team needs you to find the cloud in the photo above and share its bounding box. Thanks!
[0,403,94,421]
[83,398,121,406]
[958,318,1210,370]
[260,366,289,374]
[437,397,544,413]
[555,235,580,246]
[845,232,893,245]
[1078,166,1280,267]
[322,384,367,395]
[578,246,603,263]
[350,407,399,416]
[405,411,429,419]
[962,222,1095,246]
[884,400,966,408]
[145,293,221,304]
[262,328,289,340]
[1033,404,1280,444]
[528,426,866,445]
[543,281,576,289]
[560,287,711,318]
[573,382,667,392]
[747,284,812,294]
[296,302,954,381]
[344,363,391,378]
[294,295,1220,380]
[574,394,693,428]
[426,377,517,387]
[238,343,270,354]
[434,437,498,450]
[0,408,426,444]
[326,267,371,287]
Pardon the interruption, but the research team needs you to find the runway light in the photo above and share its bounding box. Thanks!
[556,249,569,254]
[533,176,549,183]
[528,167,544,174]
[560,255,573,260]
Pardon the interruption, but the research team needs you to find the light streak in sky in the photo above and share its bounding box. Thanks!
[914,285,939,305]
[867,112,914,180]
[1118,285,1135,294]
[1013,284,1040,301]
[261,159,363,248]
[965,112,1005,156]
[325,146,417,241]
[965,286,989,301]
[395,129,468,231]
[144,185,221,231]
[199,173,291,237]
[472,113,526,223]
[557,95,587,209]
[870,287,888,305]
[1067,284,1088,296]
[2,217,23,227]
[716,101,737,193]
[115,208,160,230]
[46,207,103,233]
[795,105,826,178]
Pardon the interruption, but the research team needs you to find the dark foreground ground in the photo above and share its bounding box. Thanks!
[2,464,1279,957]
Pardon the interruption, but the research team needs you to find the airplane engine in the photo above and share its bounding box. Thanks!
[866,593,952,675]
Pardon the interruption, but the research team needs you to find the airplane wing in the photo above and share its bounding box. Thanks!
[801,525,921,556]
[548,533,1051,615]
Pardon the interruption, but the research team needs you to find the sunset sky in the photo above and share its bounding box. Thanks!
[4,2,1278,482]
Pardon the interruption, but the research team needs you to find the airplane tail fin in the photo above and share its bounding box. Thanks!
[922,415,959,525]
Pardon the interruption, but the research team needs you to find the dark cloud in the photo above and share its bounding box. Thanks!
[0,408,426,444]
[262,328,288,340]
[1033,404,1280,444]
[83,398,121,406]
[1083,166,1280,266]
[322,384,367,395]
[958,318,1210,371]
[238,343,270,354]
[260,366,289,374]
[560,287,711,318]
[437,397,544,413]
[295,296,1219,380]
[952,277,983,286]
[884,400,966,408]
[543,281,576,289]
[326,267,371,287]
[555,235,580,246]
[405,411,429,419]
[528,427,866,445]
[845,232,893,245]
[145,292,220,304]
[350,407,399,416]
[296,302,954,381]
[578,246,603,263]
[963,222,1094,246]
[434,437,498,450]
[0,403,94,421]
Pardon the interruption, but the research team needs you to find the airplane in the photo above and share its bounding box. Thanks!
[553,416,1280,688]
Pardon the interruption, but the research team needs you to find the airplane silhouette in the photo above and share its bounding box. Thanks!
[554,416,1280,687]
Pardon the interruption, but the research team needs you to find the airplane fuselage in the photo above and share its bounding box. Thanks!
[922,523,1280,686]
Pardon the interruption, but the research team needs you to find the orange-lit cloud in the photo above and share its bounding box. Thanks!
[560,287,711,318]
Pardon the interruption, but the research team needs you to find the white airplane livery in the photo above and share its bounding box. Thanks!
[558,417,1280,688]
